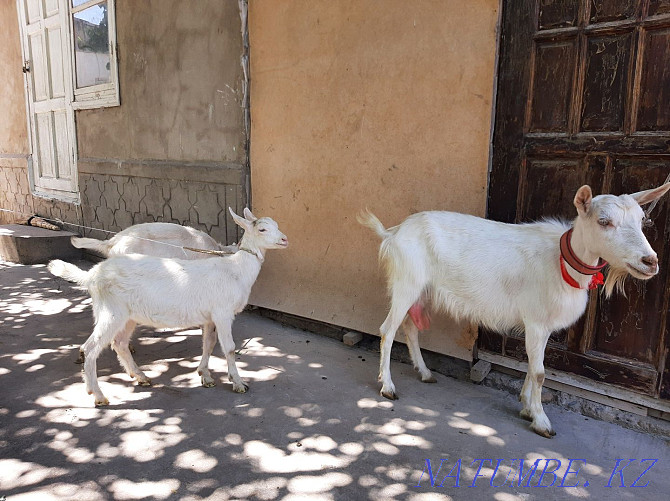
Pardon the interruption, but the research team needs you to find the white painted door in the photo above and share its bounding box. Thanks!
[17,0,78,201]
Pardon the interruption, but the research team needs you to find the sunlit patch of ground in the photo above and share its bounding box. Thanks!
[1,262,669,500]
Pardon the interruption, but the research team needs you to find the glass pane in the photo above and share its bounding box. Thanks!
[73,2,111,88]
[72,0,91,7]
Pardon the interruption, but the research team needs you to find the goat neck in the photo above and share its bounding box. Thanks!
[561,222,604,289]
[237,235,266,262]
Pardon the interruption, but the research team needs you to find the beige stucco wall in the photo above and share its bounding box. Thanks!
[77,0,246,163]
[0,1,34,225]
[1,0,247,165]
[1,1,249,239]
[249,0,499,359]
[72,0,249,242]
[0,1,28,156]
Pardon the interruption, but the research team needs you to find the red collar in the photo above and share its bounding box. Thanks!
[559,229,607,290]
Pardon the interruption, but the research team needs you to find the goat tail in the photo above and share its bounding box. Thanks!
[48,260,90,286]
[357,209,391,239]
[70,236,110,255]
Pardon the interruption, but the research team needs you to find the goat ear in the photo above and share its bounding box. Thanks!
[630,183,670,206]
[574,185,593,216]
[243,208,258,222]
[229,207,252,231]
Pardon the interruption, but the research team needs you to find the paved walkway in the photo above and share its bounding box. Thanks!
[1,261,669,500]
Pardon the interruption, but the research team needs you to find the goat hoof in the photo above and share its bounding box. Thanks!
[380,389,398,400]
[233,383,249,393]
[201,379,216,388]
[533,428,555,439]
[519,409,533,421]
[421,375,437,383]
[137,379,152,387]
[95,398,109,407]
[530,424,555,439]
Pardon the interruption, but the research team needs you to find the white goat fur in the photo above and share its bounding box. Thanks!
[71,223,237,365]
[49,208,288,406]
[359,183,670,438]
[71,222,238,258]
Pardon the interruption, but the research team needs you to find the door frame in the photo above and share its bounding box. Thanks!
[16,0,80,204]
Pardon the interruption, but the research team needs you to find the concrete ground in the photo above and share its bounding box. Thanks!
[1,261,669,501]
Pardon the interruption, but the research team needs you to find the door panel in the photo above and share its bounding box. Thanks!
[589,0,637,23]
[45,0,60,17]
[26,0,41,24]
[18,0,78,201]
[517,157,604,220]
[35,113,55,179]
[539,0,579,29]
[637,28,670,131]
[47,24,66,98]
[486,0,670,402]
[28,32,48,101]
[54,110,74,183]
[528,40,578,132]
[581,33,633,132]
[649,0,670,15]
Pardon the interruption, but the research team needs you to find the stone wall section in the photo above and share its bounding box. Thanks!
[0,162,243,246]
[78,172,244,244]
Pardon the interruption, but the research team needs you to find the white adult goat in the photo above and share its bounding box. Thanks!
[71,222,238,258]
[71,223,237,365]
[49,208,288,406]
[359,183,670,438]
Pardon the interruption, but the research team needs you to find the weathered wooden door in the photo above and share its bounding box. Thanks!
[17,0,78,202]
[484,0,670,403]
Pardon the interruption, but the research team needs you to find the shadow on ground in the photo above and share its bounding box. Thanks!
[1,262,669,500]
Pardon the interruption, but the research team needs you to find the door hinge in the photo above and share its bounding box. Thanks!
[22,60,30,73]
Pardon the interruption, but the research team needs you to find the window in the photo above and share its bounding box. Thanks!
[69,0,119,108]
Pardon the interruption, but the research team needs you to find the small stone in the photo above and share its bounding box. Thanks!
[470,360,491,383]
[343,331,363,346]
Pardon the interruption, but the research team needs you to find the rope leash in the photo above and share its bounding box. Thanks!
[0,207,235,257]
[182,246,236,256]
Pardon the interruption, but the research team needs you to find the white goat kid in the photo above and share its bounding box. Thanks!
[71,222,238,371]
[71,222,238,258]
[48,208,288,406]
[359,183,670,438]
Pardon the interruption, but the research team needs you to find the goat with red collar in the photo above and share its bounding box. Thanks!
[359,182,670,438]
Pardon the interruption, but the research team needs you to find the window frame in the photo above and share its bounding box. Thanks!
[67,0,119,109]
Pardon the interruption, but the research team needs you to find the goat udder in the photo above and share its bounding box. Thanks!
[408,302,431,331]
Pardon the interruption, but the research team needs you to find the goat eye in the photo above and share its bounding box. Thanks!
[258,228,266,233]
[598,218,611,227]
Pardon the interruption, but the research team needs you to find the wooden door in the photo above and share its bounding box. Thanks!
[17,0,79,201]
[485,0,670,401]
